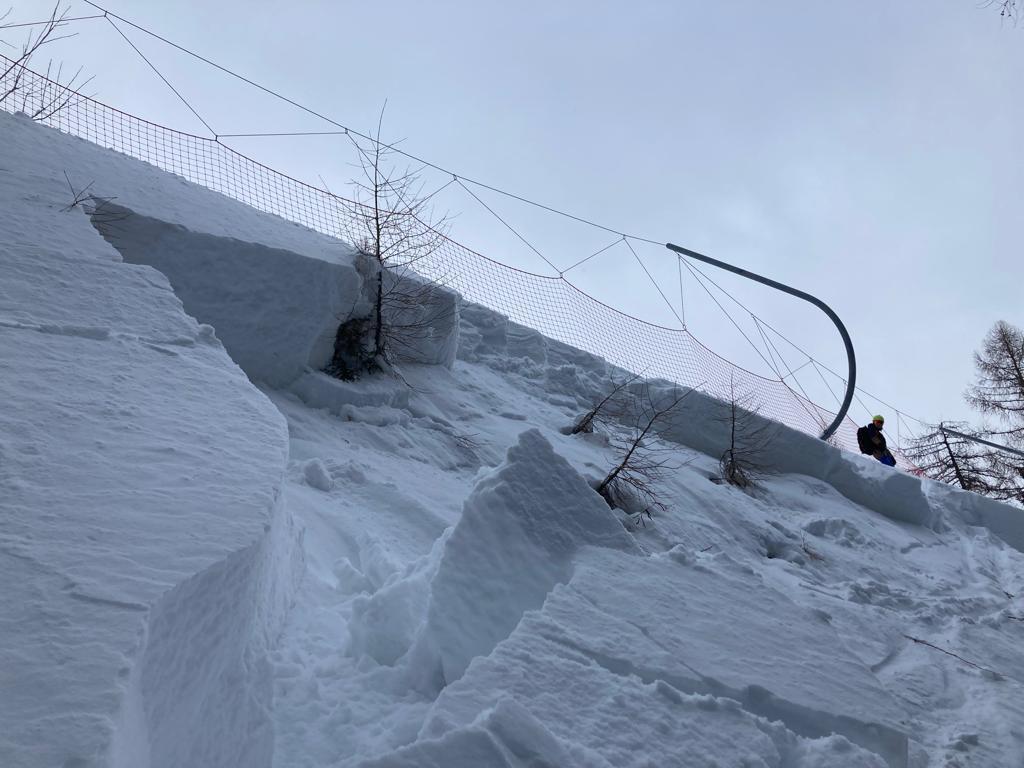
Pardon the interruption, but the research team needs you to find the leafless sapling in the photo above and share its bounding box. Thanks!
[596,383,697,527]
[567,370,641,435]
[981,0,1018,22]
[716,376,774,488]
[329,106,453,380]
[1,4,93,119]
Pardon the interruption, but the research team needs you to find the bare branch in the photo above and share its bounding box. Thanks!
[595,382,701,523]
[715,374,774,488]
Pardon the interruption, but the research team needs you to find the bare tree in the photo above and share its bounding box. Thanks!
[328,106,453,379]
[965,321,1024,503]
[596,383,697,526]
[716,376,773,488]
[567,371,641,435]
[981,0,1018,21]
[987,450,1024,505]
[1,3,92,117]
[911,322,1024,504]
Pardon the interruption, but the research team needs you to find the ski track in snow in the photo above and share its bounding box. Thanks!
[4,111,1024,768]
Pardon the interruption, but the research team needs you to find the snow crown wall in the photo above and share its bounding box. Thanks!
[0,111,299,767]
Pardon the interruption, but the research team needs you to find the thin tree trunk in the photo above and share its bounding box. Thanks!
[940,425,969,490]
[374,268,383,360]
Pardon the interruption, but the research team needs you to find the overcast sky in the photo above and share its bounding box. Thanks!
[6,0,1022,440]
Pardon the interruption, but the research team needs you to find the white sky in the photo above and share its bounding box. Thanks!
[5,0,1022,439]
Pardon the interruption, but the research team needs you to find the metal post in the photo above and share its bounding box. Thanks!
[666,243,856,442]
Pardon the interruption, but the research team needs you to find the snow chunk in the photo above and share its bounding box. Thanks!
[303,458,334,491]
[358,698,605,768]
[419,603,889,768]
[90,204,365,387]
[381,268,461,368]
[421,547,907,766]
[416,428,638,685]
[291,370,411,411]
[0,110,296,768]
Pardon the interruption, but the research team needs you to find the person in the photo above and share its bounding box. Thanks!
[857,415,896,466]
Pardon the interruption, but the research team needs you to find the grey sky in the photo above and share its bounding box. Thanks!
[7,0,1022,437]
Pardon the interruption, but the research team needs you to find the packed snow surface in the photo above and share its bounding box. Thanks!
[3,111,1024,768]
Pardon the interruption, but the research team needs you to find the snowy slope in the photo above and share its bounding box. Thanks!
[3,112,1024,768]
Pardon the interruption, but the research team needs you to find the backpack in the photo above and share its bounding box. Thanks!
[856,426,872,454]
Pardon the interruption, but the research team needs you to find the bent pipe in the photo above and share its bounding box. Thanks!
[666,243,856,442]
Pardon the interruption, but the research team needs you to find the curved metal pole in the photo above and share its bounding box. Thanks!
[666,243,856,442]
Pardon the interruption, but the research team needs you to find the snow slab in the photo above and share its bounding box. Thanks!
[412,428,639,686]
[419,547,909,767]
[379,267,461,368]
[1,111,298,766]
[87,202,366,387]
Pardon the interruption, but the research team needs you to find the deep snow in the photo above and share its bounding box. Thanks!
[3,110,1024,768]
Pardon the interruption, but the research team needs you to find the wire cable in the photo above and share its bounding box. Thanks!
[625,239,685,329]
[677,254,686,329]
[680,252,931,428]
[102,14,216,137]
[455,178,561,275]
[0,14,105,29]
[680,257,780,376]
[80,0,662,245]
[561,236,624,275]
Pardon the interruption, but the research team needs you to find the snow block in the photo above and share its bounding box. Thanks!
[291,370,411,412]
[925,479,1024,553]
[457,302,613,403]
[1,112,349,262]
[89,203,365,387]
[357,698,606,768]
[0,112,298,768]
[416,428,638,686]
[381,268,461,368]
[422,549,907,767]
[348,533,448,667]
[114,491,301,768]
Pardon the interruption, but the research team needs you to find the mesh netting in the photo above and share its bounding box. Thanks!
[1,55,909,468]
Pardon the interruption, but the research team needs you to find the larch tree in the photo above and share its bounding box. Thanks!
[910,321,1024,505]
[327,107,453,380]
